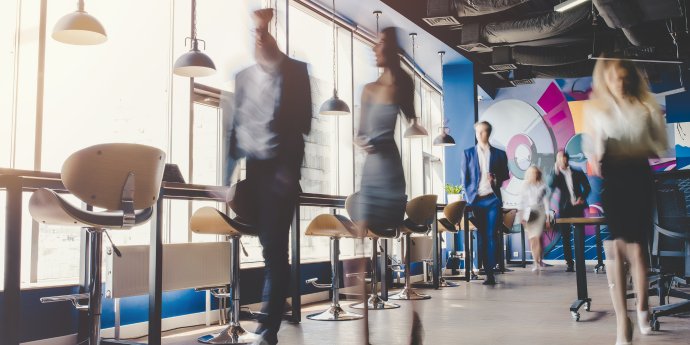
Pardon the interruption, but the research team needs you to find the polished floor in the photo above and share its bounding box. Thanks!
[151,266,690,345]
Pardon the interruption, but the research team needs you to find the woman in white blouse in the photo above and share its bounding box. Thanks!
[585,58,668,345]
[519,166,551,271]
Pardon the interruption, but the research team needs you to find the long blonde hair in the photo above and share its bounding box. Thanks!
[591,57,656,110]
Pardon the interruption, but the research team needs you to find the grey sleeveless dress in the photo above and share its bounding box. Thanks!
[356,103,407,230]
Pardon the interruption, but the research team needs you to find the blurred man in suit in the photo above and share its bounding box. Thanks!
[548,150,591,272]
[226,8,312,345]
[461,121,510,285]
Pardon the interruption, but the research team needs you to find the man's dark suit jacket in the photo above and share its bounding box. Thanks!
[228,57,312,180]
[548,167,591,212]
[461,146,510,205]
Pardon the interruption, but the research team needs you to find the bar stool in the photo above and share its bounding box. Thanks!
[436,201,467,287]
[497,209,518,273]
[190,203,259,344]
[304,203,364,321]
[345,193,401,311]
[28,143,166,345]
[460,215,480,279]
[389,195,438,301]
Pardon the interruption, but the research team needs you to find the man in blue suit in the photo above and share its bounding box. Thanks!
[461,121,510,285]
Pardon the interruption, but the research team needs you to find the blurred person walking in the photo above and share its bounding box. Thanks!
[585,57,668,345]
[519,166,551,271]
[225,8,312,345]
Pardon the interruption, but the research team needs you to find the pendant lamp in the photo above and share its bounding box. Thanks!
[52,0,107,45]
[404,33,429,138]
[319,0,350,115]
[173,0,216,77]
[433,51,456,147]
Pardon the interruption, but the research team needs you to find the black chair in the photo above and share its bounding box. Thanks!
[647,184,690,331]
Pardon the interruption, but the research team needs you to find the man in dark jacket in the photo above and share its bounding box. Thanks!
[226,8,312,345]
[548,150,591,272]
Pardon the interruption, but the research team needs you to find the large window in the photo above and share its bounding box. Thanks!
[0,0,447,286]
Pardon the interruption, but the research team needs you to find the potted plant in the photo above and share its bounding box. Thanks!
[445,184,463,203]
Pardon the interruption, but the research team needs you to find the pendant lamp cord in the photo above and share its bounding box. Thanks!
[332,0,338,95]
[439,51,445,126]
[191,0,197,40]
[411,34,418,123]
[78,0,84,12]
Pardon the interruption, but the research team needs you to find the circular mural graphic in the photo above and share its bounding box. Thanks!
[481,99,557,208]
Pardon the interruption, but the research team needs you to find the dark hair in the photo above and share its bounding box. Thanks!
[474,121,492,135]
[380,27,415,122]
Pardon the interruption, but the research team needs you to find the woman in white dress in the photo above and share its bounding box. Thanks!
[519,166,551,271]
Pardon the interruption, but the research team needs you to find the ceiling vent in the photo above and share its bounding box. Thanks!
[490,63,518,71]
[510,78,535,86]
[457,43,492,53]
[422,16,460,26]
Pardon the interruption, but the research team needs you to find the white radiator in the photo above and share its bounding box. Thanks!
[106,242,231,299]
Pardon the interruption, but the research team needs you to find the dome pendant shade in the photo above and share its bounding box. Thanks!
[319,90,351,115]
[404,118,428,138]
[52,10,107,45]
[433,127,456,146]
[173,42,216,77]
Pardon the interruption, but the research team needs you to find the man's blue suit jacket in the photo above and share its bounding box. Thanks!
[461,146,510,205]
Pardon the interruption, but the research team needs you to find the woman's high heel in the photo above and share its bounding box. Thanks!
[637,310,652,335]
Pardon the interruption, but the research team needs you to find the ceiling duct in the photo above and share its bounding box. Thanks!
[511,43,591,66]
[453,0,530,17]
[593,0,684,46]
[531,60,595,78]
[483,4,591,44]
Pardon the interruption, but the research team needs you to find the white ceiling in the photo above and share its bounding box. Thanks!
[308,0,471,88]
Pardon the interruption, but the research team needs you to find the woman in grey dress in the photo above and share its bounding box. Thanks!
[355,27,414,231]
[353,27,419,345]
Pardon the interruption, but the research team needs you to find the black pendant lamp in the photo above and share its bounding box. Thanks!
[319,0,350,115]
[433,51,456,147]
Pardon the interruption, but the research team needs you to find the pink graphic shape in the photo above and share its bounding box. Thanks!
[538,82,576,150]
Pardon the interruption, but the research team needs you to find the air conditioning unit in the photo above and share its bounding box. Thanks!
[489,46,517,71]
[509,66,534,86]
[422,16,460,26]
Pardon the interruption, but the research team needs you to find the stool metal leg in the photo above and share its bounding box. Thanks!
[389,234,430,300]
[351,238,399,310]
[307,238,363,321]
[88,229,103,345]
[199,236,258,344]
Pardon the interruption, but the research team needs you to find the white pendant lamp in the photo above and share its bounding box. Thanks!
[433,51,456,147]
[404,33,429,138]
[173,0,216,77]
[52,0,107,45]
[319,0,350,115]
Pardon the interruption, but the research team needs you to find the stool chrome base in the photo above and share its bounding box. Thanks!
[350,294,400,310]
[197,324,258,344]
[388,287,431,300]
[439,277,459,287]
[307,305,363,321]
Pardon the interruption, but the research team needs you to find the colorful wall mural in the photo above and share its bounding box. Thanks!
[477,77,682,261]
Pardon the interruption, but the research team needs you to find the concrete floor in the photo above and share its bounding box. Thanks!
[150,266,690,345]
